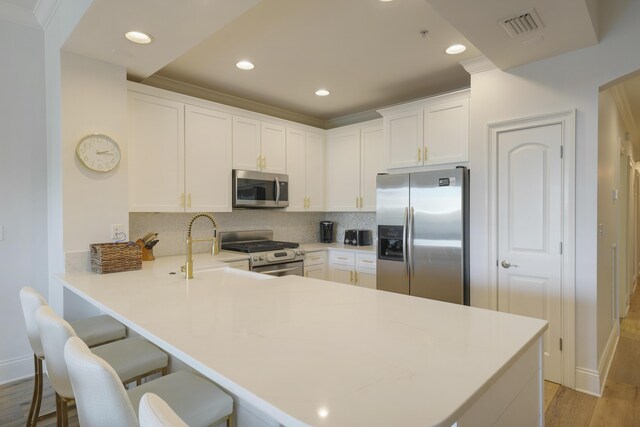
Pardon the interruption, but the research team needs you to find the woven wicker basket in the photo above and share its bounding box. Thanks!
[90,242,142,274]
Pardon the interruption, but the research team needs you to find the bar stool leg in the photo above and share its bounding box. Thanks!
[26,355,44,427]
[55,394,62,427]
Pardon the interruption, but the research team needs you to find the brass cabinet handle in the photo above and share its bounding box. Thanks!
[418,147,422,162]
[355,271,359,284]
[350,270,354,283]
[360,196,363,209]
[262,156,266,170]
[180,193,185,208]
[256,156,261,170]
[187,193,192,208]
[424,147,428,162]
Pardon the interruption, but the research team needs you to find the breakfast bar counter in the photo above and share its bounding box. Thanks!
[57,260,547,427]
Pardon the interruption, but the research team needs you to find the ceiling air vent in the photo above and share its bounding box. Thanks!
[500,9,544,38]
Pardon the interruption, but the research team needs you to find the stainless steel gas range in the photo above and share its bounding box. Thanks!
[220,230,306,277]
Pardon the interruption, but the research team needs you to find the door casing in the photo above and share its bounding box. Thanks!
[487,110,576,389]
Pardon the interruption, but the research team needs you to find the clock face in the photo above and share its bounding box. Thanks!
[76,134,121,172]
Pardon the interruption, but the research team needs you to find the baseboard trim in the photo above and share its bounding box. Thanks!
[575,327,619,397]
[0,354,33,385]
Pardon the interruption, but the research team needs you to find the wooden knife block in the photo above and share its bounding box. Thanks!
[136,239,155,261]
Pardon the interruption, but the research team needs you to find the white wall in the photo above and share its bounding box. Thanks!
[467,0,640,394]
[61,52,129,272]
[0,19,47,383]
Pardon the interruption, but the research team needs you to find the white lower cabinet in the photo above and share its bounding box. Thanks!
[304,251,326,280]
[328,250,376,287]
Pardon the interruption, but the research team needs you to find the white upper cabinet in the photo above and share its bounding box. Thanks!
[261,122,286,174]
[128,92,185,212]
[326,129,361,211]
[383,108,423,169]
[305,131,325,211]
[380,89,469,169]
[325,121,382,212]
[424,97,469,165]
[287,129,325,211]
[285,128,306,211]
[128,91,234,213]
[185,105,232,212]
[232,116,261,171]
[360,124,384,212]
[232,117,286,173]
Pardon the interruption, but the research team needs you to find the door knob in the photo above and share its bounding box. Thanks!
[501,260,518,269]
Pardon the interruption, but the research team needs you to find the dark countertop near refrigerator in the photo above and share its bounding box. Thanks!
[300,243,376,253]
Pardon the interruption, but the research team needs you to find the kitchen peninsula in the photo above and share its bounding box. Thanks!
[57,255,547,427]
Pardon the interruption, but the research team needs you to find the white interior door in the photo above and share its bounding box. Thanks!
[497,124,563,384]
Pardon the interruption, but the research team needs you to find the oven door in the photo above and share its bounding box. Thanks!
[233,169,289,208]
[253,261,303,277]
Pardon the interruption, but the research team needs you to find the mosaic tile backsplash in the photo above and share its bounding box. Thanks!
[130,211,377,256]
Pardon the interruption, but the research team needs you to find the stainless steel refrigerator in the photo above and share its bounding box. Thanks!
[376,167,469,305]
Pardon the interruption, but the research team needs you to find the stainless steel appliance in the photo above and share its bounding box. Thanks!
[344,229,373,246]
[220,230,305,276]
[320,221,334,243]
[376,167,469,305]
[232,170,289,208]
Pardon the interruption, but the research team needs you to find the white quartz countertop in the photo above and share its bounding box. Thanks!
[58,262,546,427]
[300,243,376,253]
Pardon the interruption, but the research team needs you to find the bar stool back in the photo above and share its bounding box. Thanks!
[139,393,189,427]
[19,286,126,427]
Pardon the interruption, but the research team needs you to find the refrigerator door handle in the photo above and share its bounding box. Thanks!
[403,207,409,277]
[408,206,415,278]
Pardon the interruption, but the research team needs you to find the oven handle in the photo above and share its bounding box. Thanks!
[259,266,299,275]
[275,177,280,204]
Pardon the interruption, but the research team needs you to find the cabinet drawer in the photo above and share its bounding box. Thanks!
[329,251,355,266]
[305,251,326,266]
[356,253,376,271]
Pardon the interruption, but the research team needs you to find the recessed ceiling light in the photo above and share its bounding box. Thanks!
[125,31,152,44]
[236,60,255,70]
[315,89,330,97]
[445,44,467,55]
[379,0,394,2]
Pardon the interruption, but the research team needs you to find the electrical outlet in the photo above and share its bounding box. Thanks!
[111,224,123,240]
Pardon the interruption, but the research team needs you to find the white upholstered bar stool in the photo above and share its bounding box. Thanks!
[139,393,189,427]
[19,286,126,427]
[64,336,235,427]
[36,306,170,427]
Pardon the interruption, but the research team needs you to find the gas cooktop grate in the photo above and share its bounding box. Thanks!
[221,240,299,253]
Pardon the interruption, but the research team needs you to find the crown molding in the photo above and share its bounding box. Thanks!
[0,0,58,30]
[610,84,638,148]
[460,55,497,75]
[141,74,328,129]
[34,0,59,29]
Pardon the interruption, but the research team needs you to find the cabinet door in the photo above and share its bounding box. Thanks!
[285,128,306,211]
[128,92,184,212]
[383,108,423,169]
[305,131,325,211]
[424,97,469,165]
[326,130,361,211]
[360,125,384,212]
[185,105,232,212]
[356,269,377,289]
[261,122,286,174]
[304,264,326,280]
[330,264,354,285]
[233,116,261,171]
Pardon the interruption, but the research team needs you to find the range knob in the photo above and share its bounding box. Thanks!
[259,256,265,261]
[296,250,305,256]
[253,256,259,261]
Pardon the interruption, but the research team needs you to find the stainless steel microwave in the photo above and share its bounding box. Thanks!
[232,169,289,208]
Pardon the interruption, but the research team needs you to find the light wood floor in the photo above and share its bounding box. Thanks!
[2,290,640,426]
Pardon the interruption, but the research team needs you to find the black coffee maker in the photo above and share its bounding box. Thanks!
[320,221,334,243]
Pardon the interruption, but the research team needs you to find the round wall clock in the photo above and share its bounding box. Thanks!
[76,134,121,172]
